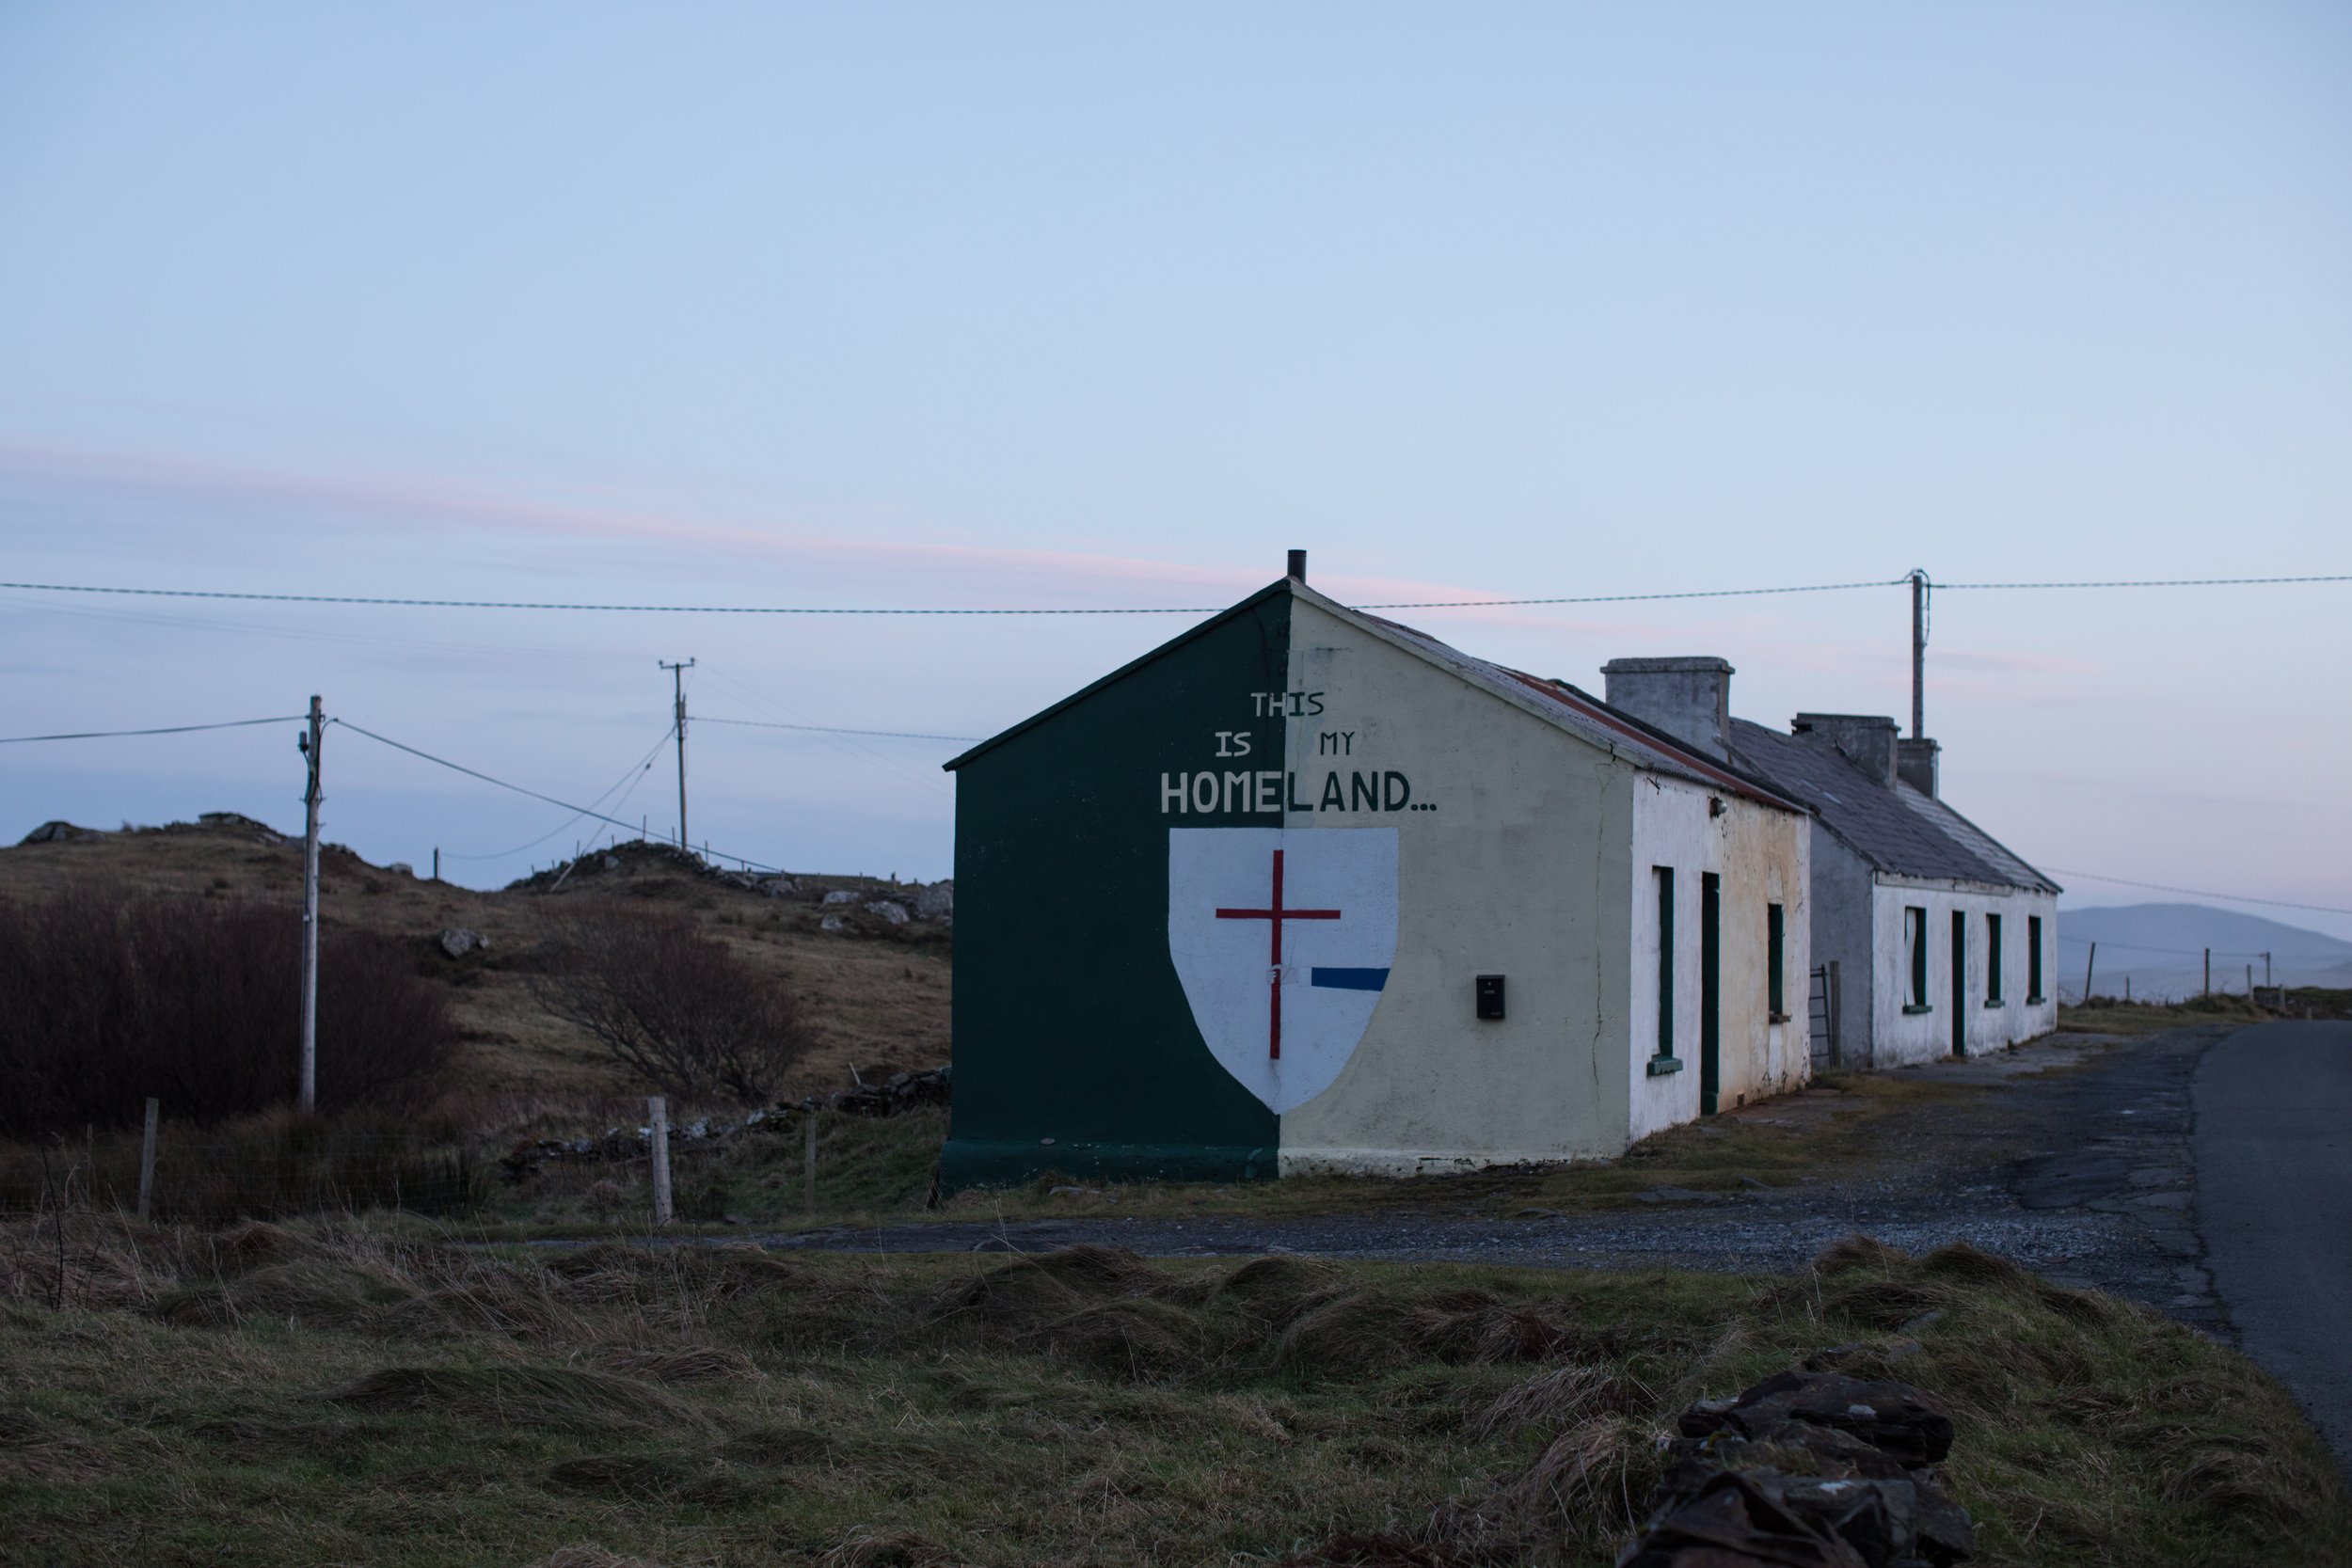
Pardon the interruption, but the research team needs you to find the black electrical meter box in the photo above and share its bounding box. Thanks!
[1475,974,1506,1021]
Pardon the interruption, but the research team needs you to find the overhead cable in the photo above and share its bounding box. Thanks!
[442,722,676,862]
[1354,578,1906,608]
[2054,934,2290,959]
[695,715,982,743]
[0,714,306,744]
[329,718,781,873]
[1940,574,2352,591]
[4,571,2343,617]
[0,581,1223,615]
[2039,866,2352,918]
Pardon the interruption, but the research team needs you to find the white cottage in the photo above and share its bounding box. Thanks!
[1598,659,2058,1068]
[941,566,1814,1186]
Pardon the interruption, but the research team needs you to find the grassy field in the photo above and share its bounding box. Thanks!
[1,1033,2103,1239]
[3,1215,2346,1567]
[427,1070,1963,1239]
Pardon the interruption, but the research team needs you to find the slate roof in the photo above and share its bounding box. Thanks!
[1893,788,2062,895]
[1339,596,1806,814]
[1728,719,2058,893]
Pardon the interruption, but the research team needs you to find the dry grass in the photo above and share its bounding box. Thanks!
[0,818,949,1104]
[2058,995,2280,1037]
[1,1212,2347,1565]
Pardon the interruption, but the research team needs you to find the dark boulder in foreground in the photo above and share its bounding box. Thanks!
[1623,1369,1972,1568]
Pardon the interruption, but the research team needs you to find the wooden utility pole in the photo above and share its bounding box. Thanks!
[1909,569,1928,739]
[2203,947,2211,996]
[298,695,324,1114]
[2082,942,2096,1004]
[659,659,694,853]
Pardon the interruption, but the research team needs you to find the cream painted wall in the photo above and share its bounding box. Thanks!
[1276,601,1635,1174]
[1871,882,2060,1066]
[1628,774,1812,1142]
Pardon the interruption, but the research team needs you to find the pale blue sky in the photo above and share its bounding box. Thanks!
[2,3,2347,934]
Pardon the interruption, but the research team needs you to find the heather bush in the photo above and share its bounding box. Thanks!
[0,886,455,1137]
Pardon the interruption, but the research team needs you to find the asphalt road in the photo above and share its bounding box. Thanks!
[2193,1019,2352,1481]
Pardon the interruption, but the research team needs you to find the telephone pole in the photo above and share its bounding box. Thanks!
[297,695,324,1114]
[659,659,694,853]
[1909,569,1929,739]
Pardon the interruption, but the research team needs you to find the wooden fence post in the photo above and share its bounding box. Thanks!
[803,1112,818,1215]
[648,1096,674,1227]
[136,1099,159,1222]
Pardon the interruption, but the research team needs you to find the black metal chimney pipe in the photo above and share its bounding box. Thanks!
[1286,548,1307,582]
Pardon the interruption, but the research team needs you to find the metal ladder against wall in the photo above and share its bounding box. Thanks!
[1807,963,1836,1069]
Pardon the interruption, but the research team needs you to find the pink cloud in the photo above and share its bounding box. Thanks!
[2,438,1507,609]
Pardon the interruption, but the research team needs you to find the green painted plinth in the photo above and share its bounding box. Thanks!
[939,1137,1275,1189]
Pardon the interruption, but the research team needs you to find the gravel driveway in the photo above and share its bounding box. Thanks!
[753,1023,2233,1327]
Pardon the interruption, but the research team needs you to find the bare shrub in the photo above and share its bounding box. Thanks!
[0,885,455,1137]
[530,902,810,1102]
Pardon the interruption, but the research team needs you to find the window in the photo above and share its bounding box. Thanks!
[2027,915,2045,1003]
[1904,906,1931,1012]
[1648,868,1680,1074]
[1986,912,2004,1004]
[1767,902,1787,1022]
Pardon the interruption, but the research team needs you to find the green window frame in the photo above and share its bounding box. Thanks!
[1986,912,2004,1005]
[2027,914,2045,1003]
[1648,867,1681,1074]
[1904,905,1931,1013]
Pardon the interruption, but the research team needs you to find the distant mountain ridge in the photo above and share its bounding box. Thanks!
[2059,903,2351,960]
[2057,903,2352,999]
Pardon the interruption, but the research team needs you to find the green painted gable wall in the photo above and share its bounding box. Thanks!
[942,592,1293,1186]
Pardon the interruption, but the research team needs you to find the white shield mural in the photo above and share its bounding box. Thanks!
[1168,827,1398,1114]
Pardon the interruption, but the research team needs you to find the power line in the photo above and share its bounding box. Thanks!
[1940,574,2352,591]
[1355,578,1904,608]
[2042,866,2352,919]
[442,722,675,862]
[2053,934,2291,959]
[0,714,305,743]
[328,718,781,873]
[693,668,954,799]
[4,570,2344,616]
[695,715,983,743]
[0,581,1223,615]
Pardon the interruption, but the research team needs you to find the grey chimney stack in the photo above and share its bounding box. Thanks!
[1286,549,1307,582]
[1791,713,1899,786]
[1898,736,1940,798]
[1600,657,1734,762]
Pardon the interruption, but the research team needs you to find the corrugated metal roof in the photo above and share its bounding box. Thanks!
[1728,718,2056,892]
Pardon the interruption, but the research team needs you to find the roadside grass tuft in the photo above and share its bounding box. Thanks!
[328,1364,711,1433]
[0,1213,2345,1565]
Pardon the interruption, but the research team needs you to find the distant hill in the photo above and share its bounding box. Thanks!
[2058,903,2352,1000]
